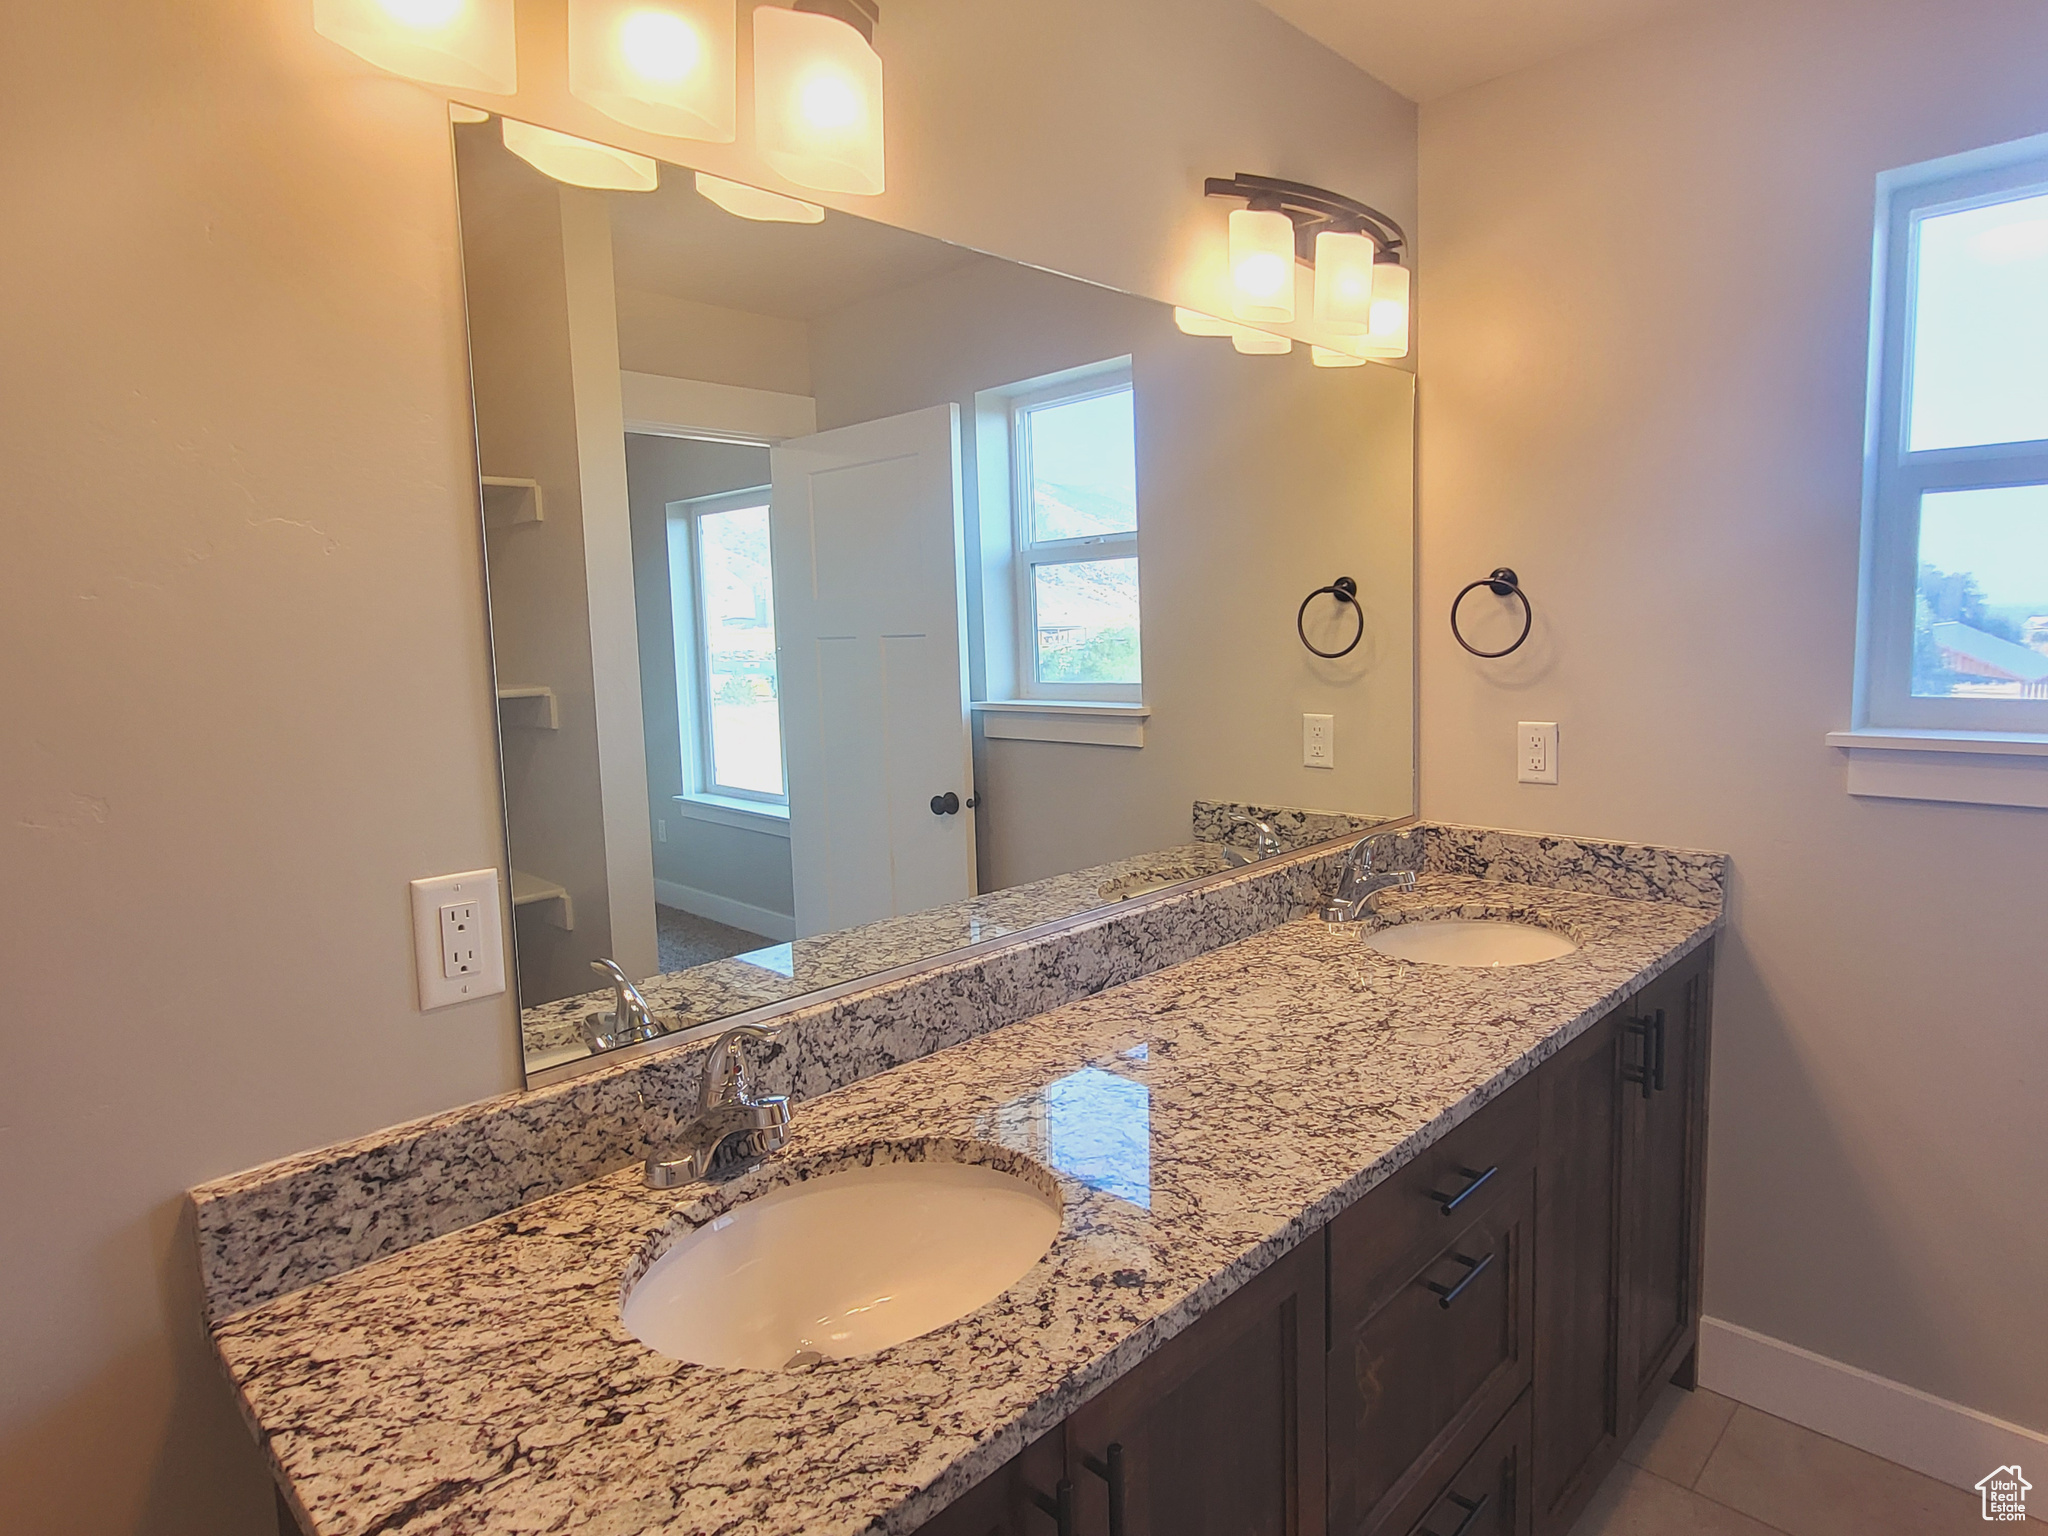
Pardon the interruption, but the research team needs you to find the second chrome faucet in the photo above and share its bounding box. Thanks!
[645,1024,792,1188]
[1321,835,1417,929]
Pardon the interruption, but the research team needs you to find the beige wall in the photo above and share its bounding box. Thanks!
[1417,0,2048,1433]
[0,1,1414,1532]
[615,287,813,395]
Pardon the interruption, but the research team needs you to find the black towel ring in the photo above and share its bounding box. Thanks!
[1298,575,1364,659]
[1451,568,1533,658]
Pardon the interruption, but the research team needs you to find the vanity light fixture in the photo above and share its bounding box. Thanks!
[695,171,826,223]
[1311,346,1368,368]
[1207,173,1409,355]
[313,0,517,93]
[1229,208,1298,322]
[569,0,736,143]
[1173,307,1236,336]
[753,0,885,196]
[501,118,661,191]
[448,102,492,123]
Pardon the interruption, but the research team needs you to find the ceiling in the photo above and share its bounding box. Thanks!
[1252,0,1698,101]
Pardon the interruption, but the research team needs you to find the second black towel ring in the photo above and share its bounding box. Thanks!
[1451,568,1533,658]
[1298,575,1364,659]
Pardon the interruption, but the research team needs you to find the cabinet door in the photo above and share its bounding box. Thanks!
[1065,1234,1327,1536]
[1618,943,1714,1431]
[1400,1391,1532,1536]
[1530,1012,1624,1536]
[1329,1155,1535,1536]
[910,1431,1068,1536]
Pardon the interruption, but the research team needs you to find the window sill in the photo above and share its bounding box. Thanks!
[674,792,792,835]
[1825,729,2048,809]
[973,700,1149,748]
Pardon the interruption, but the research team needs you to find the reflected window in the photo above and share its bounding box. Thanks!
[1855,144,2048,733]
[988,1065,1151,1209]
[1006,364,1143,700]
[668,489,787,804]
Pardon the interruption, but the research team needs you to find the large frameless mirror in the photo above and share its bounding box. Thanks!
[451,119,1417,1081]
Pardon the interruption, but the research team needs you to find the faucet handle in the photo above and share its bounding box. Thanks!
[697,1024,781,1112]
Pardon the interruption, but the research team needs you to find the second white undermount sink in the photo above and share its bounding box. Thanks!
[1363,919,1578,968]
[622,1157,1061,1372]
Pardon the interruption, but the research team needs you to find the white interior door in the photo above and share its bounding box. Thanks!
[770,403,976,937]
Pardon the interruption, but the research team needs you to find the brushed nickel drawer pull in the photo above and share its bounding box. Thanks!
[1428,1164,1498,1215]
[1425,1250,1493,1309]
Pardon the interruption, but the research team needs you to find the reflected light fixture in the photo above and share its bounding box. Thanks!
[754,0,885,195]
[1207,173,1408,355]
[1229,208,1297,322]
[1231,327,1293,356]
[696,171,826,223]
[501,118,661,191]
[1311,346,1367,368]
[448,102,492,123]
[313,0,517,93]
[1173,307,1236,336]
[569,0,736,142]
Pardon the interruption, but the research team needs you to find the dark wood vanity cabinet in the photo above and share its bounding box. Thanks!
[909,941,1716,1536]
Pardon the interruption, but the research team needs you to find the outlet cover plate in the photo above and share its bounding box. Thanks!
[410,868,507,1011]
[1303,713,1336,769]
[1518,722,1559,785]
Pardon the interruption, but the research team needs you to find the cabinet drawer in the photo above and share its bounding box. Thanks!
[1329,1167,1534,1536]
[1397,1390,1533,1536]
[1338,1077,1538,1306]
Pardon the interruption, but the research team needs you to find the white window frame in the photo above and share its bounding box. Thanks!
[666,485,789,815]
[1854,144,2048,738]
[1007,365,1143,703]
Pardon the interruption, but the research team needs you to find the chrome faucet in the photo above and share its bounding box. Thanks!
[645,1024,792,1188]
[1222,816,1283,866]
[580,959,670,1053]
[1321,835,1417,927]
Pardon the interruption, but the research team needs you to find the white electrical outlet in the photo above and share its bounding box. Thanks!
[1518,722,1559,784]
[1303,713,1336,769]
[656,817,668,844]
[410,869,506,1011]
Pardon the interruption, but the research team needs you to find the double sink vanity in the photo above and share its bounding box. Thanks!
[194,822,1723,1536]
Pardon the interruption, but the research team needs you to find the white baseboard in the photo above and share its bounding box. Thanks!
[653,879,795,943]
[1699,1316,2048,1512]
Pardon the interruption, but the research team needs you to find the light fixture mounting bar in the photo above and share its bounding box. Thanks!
[1204,173,1406,263]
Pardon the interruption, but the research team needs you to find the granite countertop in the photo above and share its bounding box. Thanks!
[214,871,1718,1536]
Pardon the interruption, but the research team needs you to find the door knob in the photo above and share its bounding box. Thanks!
[930,792,961,816]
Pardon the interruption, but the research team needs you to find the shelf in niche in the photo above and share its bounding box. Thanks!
[496,685,558,730]
[482,476,543,526]
[510,870,575,931]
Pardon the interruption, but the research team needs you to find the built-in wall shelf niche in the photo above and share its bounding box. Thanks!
[510,870,574,931]
[495,685,558,730]
[481,476,543,526]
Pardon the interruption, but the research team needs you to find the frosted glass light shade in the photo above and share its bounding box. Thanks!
[1311,346,1367,368]
[1230,326,1292,356]
[1368,262,1411,356]
[501,119,661,191]
[448,102,492,123]
[569,0,735,142]
[1173,307,1237,337]
[313,0,517,93]
[696,172,825,222]
[754,6,885,195]
[1313,230,1377,334]
[1229,208,1297,322]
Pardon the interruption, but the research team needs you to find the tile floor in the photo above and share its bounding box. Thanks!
[1569,1386,2024,1535]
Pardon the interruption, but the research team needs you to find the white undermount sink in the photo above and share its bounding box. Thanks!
[622,1158,1061,1371]
[1363,919,1578,968]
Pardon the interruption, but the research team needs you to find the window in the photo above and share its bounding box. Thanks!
[667,488,786,808]
[1857,143,2048,736]
[1009,367,1142,701]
